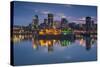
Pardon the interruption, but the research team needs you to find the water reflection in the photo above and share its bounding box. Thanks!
[13,34,97,52]
[85,36,96,51]
[13,34,97,65]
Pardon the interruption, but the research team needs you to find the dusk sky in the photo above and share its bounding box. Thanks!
[13,1,97,26]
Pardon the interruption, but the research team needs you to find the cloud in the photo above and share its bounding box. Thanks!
[70,17,85,24]
[78,17,86,21]
[34,10,39,13]
[34,9,51,15]
[56,13,66,18]
[55,13,72,19]
[91,16,97,22]
[41,10,50,15]
[34,9,71,19]
[77,16,97,21]
[34,9,97,24]
[71,16,97,24]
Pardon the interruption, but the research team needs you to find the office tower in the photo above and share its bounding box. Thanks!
[33,15,39,25]
[91,20,95,30]
[86,16,91,31]
[61,18,68,29]
[32,15,39,29]
[48,13,53,27]
[44,19,48,25]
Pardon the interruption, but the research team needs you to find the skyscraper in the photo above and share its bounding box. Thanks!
[48,13,53,27]
[33,15,39,25]
[86,16,91,31]
[44,19,48,25]
[61,18,68,29]
[44,18,48,28]
[91,20,95,30]
[32,15,39,29]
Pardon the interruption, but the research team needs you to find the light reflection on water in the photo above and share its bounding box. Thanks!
[13,35,97,66]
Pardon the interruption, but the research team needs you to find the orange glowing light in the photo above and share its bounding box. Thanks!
[39,40,46,46]
[79,39,85,46]
[39,29,61,35]
[48,41,51,45]
[39,40,53,46]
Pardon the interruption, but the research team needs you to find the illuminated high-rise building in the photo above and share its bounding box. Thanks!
[91,20,95,30]
[61,18,68,29]
[33,15,39,25]
[44,19,48,25]
[48,13,54,27]
[32,15,39,29]
[86,16,91,31]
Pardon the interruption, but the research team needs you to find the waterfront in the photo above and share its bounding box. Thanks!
[13,35,97,65]
[12,15,97,66]
[11,1,97,66]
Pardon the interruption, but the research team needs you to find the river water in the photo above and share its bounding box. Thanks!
[13,36,97,66]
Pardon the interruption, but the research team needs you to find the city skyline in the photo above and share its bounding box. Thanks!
[11,1,97,66]
[13,1,97,26]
